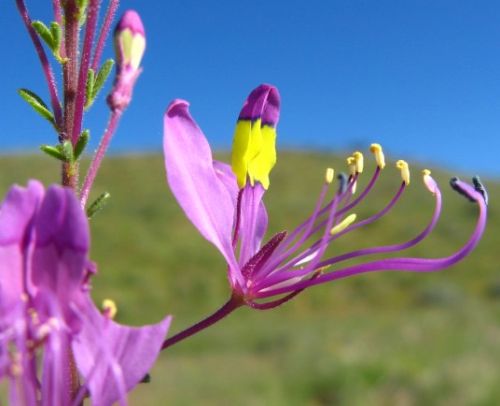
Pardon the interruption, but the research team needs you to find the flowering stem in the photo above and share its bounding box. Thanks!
[15,0,63,129]
[161,294,243,350]
[71,0,100,145]
[61,1,80,188]
[91,0,120,71]
[80,110,122,207]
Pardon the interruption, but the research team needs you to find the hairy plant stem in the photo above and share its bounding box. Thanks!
[61,0,80,188]
[15,0,63,129]
[80,110,122,207]
[92,0,120,71]
[71,0,100,146]
[161,294,243,350]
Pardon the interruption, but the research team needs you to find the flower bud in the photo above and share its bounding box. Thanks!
[107,10,146,112]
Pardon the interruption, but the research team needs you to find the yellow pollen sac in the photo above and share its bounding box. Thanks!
[370,143,386,169]
[325,167,335,184]
[352,151,364,173]
[396,160,410,185]
[330,213,357,235]
[422,169,437,194]
[117,29,146,70]
[102,299,118,319]
[231,119,277,189]
[346,156,356,176]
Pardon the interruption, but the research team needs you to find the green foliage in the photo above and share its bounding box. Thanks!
[18,88,55,128]
[74,129,90,160]
[86,191,111,219]
[31,20,64,63]
[85,59,114,109]
[0,153,498,404]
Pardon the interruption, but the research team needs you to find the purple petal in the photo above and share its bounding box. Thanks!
[237,184,268,266]
[164,100,240,281]
[0,181,44,308]
[31,186,89,331]
[73,298,171,406]
[238,84,280,127]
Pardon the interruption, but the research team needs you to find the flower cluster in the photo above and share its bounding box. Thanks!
[0,181,170,405]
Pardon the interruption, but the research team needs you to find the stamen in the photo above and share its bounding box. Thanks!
[396,160,410,185]
[102,299,118,319]
[337,173,348,195]
[325,167,335,184]
[450,177,476,202]
[346,156,356,176]
[422,169,438,194]
[370,143,386,169]
[472,176,488,206]
[330,214,357,235]
[353,151,364,173]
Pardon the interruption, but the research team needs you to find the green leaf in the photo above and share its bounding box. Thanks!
[85,69,95,109]
[32,20,54,50]
[40,145,66,161]
[60,140,74,162]
[49,22,61,50]
[74,129,90,160]
[18,89,55,126]
[92,59,114,100]
[86,192,111,219]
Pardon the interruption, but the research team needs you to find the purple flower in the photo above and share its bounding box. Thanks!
[0,181,171,405]
[163,84,487,309]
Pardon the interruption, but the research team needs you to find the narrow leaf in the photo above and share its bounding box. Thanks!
[49,21,62,50]
[32,20,54,50]
[61,140,74,162]
[40,145,66,161]
[74,129,90,160]
[85,69,95,109]
[18,89,55,125]
[86,192,111,219]
[92,59,114,100]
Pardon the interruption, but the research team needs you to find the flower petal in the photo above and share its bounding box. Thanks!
[231,84,281,189]
[0,181,44,308]
[163,99,240,279]
[73,299,171,406]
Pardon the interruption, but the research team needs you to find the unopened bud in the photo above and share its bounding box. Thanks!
[107,10,146,112]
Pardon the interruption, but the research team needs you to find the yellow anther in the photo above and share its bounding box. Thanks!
[352,151,364,173]
[370,143,386,169]
[330,213,357,235]
[102,299,118,319]
[396,160,410,185]
[422,169,437,194]
[346,156,356,176]
[325,168,335,184]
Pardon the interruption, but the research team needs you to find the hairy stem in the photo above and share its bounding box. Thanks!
[80,110,122,207]
[161,294,243,350]
[61,0,80,188]
[91,0,119,71]
[71,0,100,145]
[15,0,63,129]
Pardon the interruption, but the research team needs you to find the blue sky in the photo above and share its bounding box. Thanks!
[1,0,499,176]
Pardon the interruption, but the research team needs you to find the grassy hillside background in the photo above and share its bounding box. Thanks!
[0,152,498,405]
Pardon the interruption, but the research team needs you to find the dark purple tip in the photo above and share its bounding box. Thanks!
[238,84,280,127]
[450,177,479,203]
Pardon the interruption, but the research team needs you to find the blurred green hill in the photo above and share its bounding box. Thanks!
[0,152,498,405]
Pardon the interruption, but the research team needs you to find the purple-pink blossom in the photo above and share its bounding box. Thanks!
[0,181,171,405]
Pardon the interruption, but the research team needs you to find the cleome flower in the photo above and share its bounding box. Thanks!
[0,181,171,406]
[163,84,487,310]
